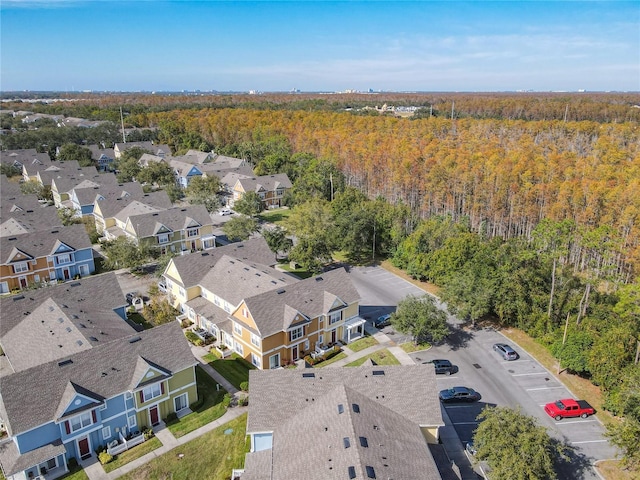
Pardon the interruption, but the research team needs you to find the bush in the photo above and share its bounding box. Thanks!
[98,451,113,465]
[165,412,178,424]
[67,457,78,470]
[181,318,193,329]
[190,398,204,411]
[238,395,249,406]
[185,331,204,346]
[240,381,249,392]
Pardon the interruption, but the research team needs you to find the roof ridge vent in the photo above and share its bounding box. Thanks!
[129,336,142,343]
[58,359,73,367]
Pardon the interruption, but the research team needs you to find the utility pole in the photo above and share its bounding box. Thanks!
[329,173,334,202]
[563,104,569,123]
[120,107,126,143]
[558,311,570,374]
[372,221,376,263]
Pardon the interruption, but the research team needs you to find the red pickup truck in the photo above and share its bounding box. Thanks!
[544,399,595,420]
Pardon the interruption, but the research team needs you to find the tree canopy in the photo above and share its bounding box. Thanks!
[222,216,259,241]
[391,294,449,344]
[234,191,263,217]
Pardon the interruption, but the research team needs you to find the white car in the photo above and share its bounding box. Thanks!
[218,208,232,216]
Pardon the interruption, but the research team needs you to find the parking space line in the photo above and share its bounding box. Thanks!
[571,440,609,444]
[511,372,548,377]
[526,386,566,391]
[554,419,599,425]
[452,422,478,425]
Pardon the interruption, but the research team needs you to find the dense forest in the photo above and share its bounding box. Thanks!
[2,92,639,469]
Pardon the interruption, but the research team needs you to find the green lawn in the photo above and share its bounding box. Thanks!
[315,352,348,367]
[400,341,431,353]
[117,414,249,480]
[166,366,229,438]
[277,262,313,279]
[204,353,256,390]
[103,437,162,473]
[348,335,378,352]
[127,312,153,330]
[58,465,89,480]
[346,349,401,367]
[258,208,292,224]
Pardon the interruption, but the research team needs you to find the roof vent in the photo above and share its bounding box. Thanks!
[58,359,73,367]
[359,436,368,447]
[12,295,25,301]
[352,403,360,413]
[366,466,376,479]
[70,282,81,287]
[302,372,315,379]
[76,340,83,346]
[51,230,59,233]
[7,237,17,241]
[343,437,351,449]
[276,289,286,294]
[90,336,98,342]
[348,466,356,479]
[315,276,323,281]
[337,404,344,414]
[129,336,142,344]
[201,252,209,256]
[372,370,385,376]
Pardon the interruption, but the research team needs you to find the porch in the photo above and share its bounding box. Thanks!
[106,430,145,456]
[343,316,367,343]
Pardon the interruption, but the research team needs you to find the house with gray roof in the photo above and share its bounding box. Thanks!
[1,149,51,176]
[70,181,144,218]
[235,365,444,480]
[0,179,61,238]
[93,190,172,235]
[50,169,118,209]
[86,145,115,172]
[0,321,197,480]
[0,272,132,376]
[114,142,171,160]
[0,224,95,294]
[231,173,292,209]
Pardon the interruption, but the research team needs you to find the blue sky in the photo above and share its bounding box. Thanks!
[1,1,638,92]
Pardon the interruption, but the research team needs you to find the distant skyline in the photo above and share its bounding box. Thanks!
[1,1,638,93]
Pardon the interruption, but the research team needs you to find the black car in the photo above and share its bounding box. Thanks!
[426,359,458,375]
[125,291,139,305]
[374,313,392,328]
[493,343,519,361]
[439,386,481,403]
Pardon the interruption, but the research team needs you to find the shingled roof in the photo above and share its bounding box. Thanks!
[0,273,134,375]
[242,268,359,337]
[235,173,292,193]
[0,321,195,437]
[127,205,212,238]
[243,365,443,480]
[165,237,276,288]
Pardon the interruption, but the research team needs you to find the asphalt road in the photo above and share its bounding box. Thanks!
[348,264,619,480]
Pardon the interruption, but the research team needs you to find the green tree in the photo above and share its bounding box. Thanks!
[234,191,263,217]
[57,143,94,167]
[57,207,82,226]
[262,226,293,260]
[185,175,221,212]
[223,215,259,241]
[141,298,180,327]
[550,329,594,375]
[391,294,449,344]
[114,146,147,182]
[137,161,175,187]
[474,406,568,480]
[605,417,640,471]
[101,236,151,271]
[20,181,52,202]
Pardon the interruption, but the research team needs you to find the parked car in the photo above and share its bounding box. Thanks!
[125,291,139,305]
[425,359,458,375]
[218,207,232,216]
[544,399,595,420]
[493,343,519,360]
[439,386,481,403]
[374,313,392,328]
[157,281,167,293]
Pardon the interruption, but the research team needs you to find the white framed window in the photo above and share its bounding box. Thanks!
[258,192,266,199]
[128,415,137,429]
[102,426,111,440]
[174,393,188,412]
[329,311,341,325]
[34,274,40,282]
[79,264,89,276]
[179,287,185,298]
[125,391,132,400]
[0,282,8,294]
[142,383,162,402]
[234,341,244,355]
[251,353,261,368]
[276,188,284,196]
[56,253,71,264]
[242,307,249,318]
[13,262,28,273]
[70,411,93,432]
[187,228,199,237]
[251,333,261,347]
[157,233,169,244]
[234,322,243,335]
[289,326,304,342]
[319,334,324,345]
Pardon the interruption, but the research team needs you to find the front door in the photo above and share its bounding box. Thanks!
[63,268,70,280]
[150,405,159,426]
[292,344,299,361]
[331,329,337,344]
[78,436,90,459]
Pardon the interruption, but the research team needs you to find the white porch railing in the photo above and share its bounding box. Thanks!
[107,431,145,456]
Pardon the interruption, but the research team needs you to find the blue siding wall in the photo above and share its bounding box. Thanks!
[15,422,60,453]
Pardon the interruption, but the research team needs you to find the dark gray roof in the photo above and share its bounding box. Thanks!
[73,181,143,206]
[115,142,171,158]
[202,163,254,183]
[128,205,212,238]
[165,237,276,288]
[245,366,443,480]
[94,189,172,219]
[86,145,115,161]
[242,268,359,337]
[51,168,117,196]
[0,181,61,237]
[236,173,292,193]
[0,273,135,374]
[0,223,92,264]
[0,439,65,477]
[31,161,81,186]
[0,149,51,168]
[0,321,195,436]
[241,449,272,480]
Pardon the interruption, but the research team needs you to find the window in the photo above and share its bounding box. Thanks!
[276,188,284,197]
[329,311,341,325]
[13,262,28,273]
[79,264,89,276]
[142,383,163,402]
[234,341,244,355]
[157,233,169,244]
[175,393,188,412]
[258,192,266,199]
[0,282,8,294]
[251,333,261,347]
[125,391,133,400]
[319,334,324,345]
[251,353,261,368]
[70,411,93,432]
[234,322,243,335]
[56,253,71,264]
[102,426,111,440]
[128,415,137,429]
[269,353,280,369]
[187,228,199,237]
[289,326,304,342]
